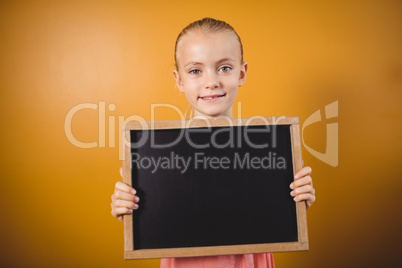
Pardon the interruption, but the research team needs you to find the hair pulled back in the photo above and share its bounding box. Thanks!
[174,17,243,70]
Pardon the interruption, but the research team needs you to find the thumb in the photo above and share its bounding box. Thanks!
[119,166,123,179]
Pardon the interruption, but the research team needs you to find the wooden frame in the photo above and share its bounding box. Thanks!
[122,117,308,259]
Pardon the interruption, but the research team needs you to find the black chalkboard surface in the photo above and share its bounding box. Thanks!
[122,118,308,259]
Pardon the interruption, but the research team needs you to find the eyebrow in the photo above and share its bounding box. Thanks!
[183,58,235,68]
[216,58,235,64]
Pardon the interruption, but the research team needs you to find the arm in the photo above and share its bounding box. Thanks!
[111,167,140,222]
[290,166,316,209]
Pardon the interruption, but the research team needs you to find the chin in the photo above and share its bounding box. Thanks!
[197,108,231,118]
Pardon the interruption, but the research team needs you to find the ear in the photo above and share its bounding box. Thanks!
[238,61,248,87]
[173,69,185,92]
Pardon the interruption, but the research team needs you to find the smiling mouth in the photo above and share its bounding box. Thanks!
[199,94,226,100]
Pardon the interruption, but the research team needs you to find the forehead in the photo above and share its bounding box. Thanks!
[177,30,241,65]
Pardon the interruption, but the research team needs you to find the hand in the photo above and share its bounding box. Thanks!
[290,166,315,210]
[111,167,140,222]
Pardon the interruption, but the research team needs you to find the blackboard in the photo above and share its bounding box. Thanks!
[122,117,308,259]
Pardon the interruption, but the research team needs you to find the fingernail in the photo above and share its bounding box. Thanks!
[128,209,133,213]
[290,183,294,189]
[131,189,136,195]
[290,191,295,196]
[135,197,139,202]
[293,197,298,201]
[134,204,139,209]
[294,174,299,179]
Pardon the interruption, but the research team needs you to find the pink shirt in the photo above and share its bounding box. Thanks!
[160,253,275,268]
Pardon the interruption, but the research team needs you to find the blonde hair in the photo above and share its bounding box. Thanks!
[174,17,244,70]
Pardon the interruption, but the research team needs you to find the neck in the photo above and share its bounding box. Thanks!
[192,108,234,120]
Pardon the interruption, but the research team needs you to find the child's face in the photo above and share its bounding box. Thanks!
[173,30,248,118]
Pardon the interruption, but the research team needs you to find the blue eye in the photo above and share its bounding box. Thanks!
[189,69,201,75]
[220,66,232,72]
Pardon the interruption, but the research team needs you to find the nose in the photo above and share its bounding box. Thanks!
[205,71,219,89]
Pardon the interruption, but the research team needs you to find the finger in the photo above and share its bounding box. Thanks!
[112,207,134,217]
[290,176,312,189]
[293,192,315,203]
[306,194,316,209]
[112,190,140,203]
[112,199,139,210]
[119,166,123,178]
[115,181,136,195]
[113,214,123,222]
[295,166,312,179]
[290,185,315,197]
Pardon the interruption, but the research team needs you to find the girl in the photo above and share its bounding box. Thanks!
[111,17,315,268]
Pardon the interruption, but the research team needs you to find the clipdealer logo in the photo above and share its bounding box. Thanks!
[64,102,185,159]
[302,101,339,167]
[64,101,339,167]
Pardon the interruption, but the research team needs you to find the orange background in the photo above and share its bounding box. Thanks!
[1,0,401,267]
